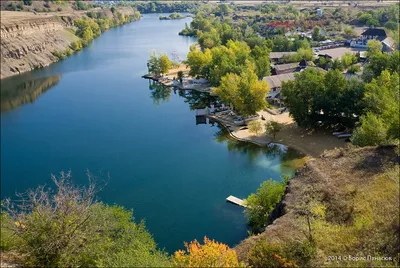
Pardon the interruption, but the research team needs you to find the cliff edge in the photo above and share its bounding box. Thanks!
[1,11,80,79]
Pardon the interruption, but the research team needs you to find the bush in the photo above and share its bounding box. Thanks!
[347,64,361,74]
[248,241,297,268]
[1,171,171,267]
[71,40,83,51]
[265,120,283,139]
[52,50,65,60]
[64,48,73,56]
[248,120,262,135]
[173,237,244,267]
[245,179,286,232]
[248,240,316,268]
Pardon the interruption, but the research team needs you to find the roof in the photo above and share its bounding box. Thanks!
[272,62,299,71]
[382,37,395,49]
[303,67,327,73]
[269,52,297,59]
[361,28,387,37]
[263,73,296,89]
[317,47,363,59]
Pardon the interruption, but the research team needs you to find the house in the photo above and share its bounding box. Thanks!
[263,73,296,102]
[271,61,309,75]
[271,62,299,75]
[316,8,323,17]
[381,37,396,52]
[269,52,297,63]
[361,28,387,41]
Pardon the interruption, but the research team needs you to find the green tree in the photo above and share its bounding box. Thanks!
[248,120,262,135]
[366,18,380,27]
[352,71,399,146]
[282,69,363,128]
[251,45,271,79]
[384,21,398,31]
[344,26,357,37]
[265,121,283,140]
[312,26,322,41]
[159,53,172,75]
[341,52,357,68]
[351,113,388,146]
[218,4,230,16]
[331,58,344,71]
[245,179,286,231]
[366,40,383,58]
[358,13,373,24]
[198,28,221,49]
[185,47,212,78]
[148,50,162,76]
[23,0,32,6]
[212,68,269,116]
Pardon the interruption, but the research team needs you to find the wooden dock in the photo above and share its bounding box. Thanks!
[226,195,247,207]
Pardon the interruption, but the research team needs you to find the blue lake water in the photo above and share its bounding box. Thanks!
[0,14,302,253]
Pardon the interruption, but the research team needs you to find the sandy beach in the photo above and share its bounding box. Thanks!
[211,110,347,158]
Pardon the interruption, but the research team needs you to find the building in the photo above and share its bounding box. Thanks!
[381,37,396,52]
[361,28,387,41]
[271,62,299,75]
[263,73,296,103]
[271,61,309,75]
[269,52,297,64]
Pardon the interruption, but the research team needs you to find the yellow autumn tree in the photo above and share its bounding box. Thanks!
[173,236,244,267]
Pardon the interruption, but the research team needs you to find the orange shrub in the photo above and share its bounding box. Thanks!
[173,236,244,267]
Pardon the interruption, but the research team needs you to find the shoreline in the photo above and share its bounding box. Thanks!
[0,11,141,80]
[143,77,347,157]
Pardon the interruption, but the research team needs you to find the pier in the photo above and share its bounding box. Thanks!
[226,195,247,207]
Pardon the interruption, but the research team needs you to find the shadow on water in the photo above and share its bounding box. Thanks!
[1,74,61,112]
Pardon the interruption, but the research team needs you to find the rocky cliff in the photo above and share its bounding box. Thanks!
[1,11,80,79]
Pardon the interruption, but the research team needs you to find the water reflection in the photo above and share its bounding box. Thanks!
[149,81,172,105]
[179,89,218,110]
[214,127,306,174]
[146,81,306,174]
[1,75,61,112]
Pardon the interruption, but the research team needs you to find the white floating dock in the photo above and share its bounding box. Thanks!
[226,195,247,207]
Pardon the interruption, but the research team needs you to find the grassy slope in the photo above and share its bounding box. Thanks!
[235,145,399,267]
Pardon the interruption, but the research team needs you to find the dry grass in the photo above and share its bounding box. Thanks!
[235,145,399,267]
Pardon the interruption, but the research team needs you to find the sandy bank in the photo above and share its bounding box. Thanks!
[209,109,346,158]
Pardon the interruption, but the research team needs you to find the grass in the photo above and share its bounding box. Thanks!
[235,145,399,267]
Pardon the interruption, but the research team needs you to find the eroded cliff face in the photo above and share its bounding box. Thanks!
[1,11,79,79]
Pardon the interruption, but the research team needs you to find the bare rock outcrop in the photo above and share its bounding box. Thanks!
[1,11,78,79]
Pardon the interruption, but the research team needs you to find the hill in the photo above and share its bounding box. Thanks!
[235,145,399,267]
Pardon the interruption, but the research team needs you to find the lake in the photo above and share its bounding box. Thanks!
[0,14,302,253]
